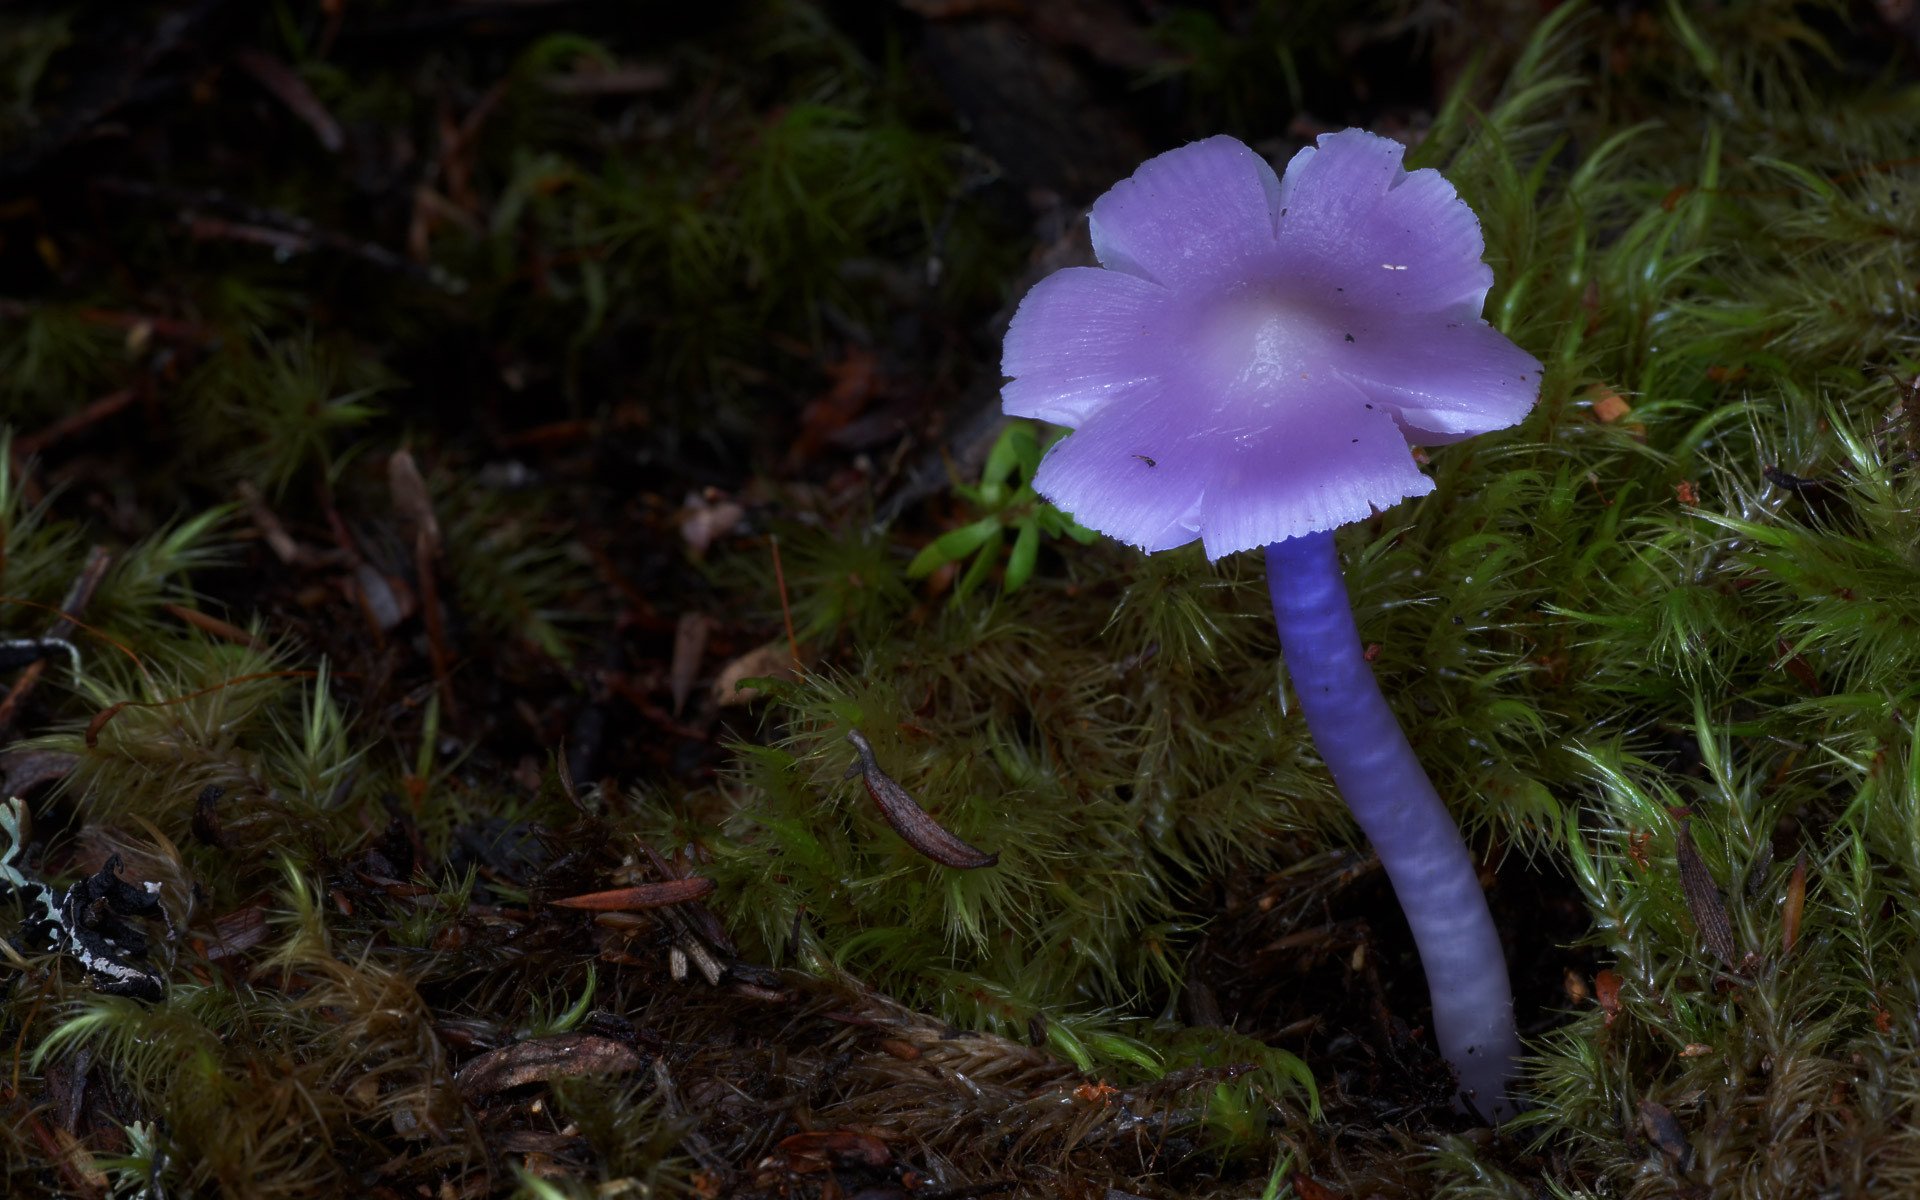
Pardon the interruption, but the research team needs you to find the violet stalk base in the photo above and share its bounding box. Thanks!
[1265,531,1520,1121]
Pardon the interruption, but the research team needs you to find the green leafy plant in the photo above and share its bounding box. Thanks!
[905,421,1095,601]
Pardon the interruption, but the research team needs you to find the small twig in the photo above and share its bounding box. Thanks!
[541,64,672,96]
[634,838,736,958]
[0,299,215,345]
[233,48,344,152]
[162,603,261,649]
[236,480,315,566]
[0,547,111,737]
[14,390,138,458]
[94,177,468,293]
[769,534,800,671]
[183,215,309,256]
[649,1058,729,1173]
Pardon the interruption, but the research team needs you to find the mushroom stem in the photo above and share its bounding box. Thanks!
[1265,531,1520,1121]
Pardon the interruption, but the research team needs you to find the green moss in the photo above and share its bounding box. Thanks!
[688,1,1920,1192]
[180,332,390,499]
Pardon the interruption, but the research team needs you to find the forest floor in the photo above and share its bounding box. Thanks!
[3,1,1920,1197]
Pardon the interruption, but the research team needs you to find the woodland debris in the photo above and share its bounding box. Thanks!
[234,48,344,151]
[670,612,713,716]
[1636,1098,1693,1170]
[1782,851,1807,955]
[454,1035,643,1099]
[844,729,997,869]
[1674,819,1737,968]
[550,876,716,911]
[678,491,746,558]
[0,748,77,797]
[710,641,798,706]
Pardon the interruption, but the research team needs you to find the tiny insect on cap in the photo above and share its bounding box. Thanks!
[1002,131,1544,561]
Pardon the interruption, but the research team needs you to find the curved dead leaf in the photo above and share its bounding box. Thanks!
[845,729,997,869]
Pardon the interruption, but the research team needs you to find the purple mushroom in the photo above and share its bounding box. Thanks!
[1002,131,1541,1120]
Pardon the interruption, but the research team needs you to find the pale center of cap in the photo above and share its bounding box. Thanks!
[1194,288,1338,405]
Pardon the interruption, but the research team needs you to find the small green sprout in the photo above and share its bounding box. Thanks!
[905,420,1096,601]
[519,964,598,1039]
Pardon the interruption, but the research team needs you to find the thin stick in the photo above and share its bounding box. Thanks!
[0,299,213,344]
[15,390,137,458]
[162,603,262,649]
[94,177,468,293]
[769,534,800,672]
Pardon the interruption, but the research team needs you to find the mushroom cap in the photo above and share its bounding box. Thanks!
[1002,130,1543,561]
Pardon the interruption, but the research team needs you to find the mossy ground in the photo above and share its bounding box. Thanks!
[2,0,1919,1196]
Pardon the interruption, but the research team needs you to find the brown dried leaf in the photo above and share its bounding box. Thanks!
[1774,637,1822,695]
[164,603,262,648]
[495,1130,583,1155]
[454,1034,642,1098]
[1636,1098,1693,1169]
[777,1130,890,1172]
[790,347,878,465]
[1292,1174,1344,1200]
[0,748,78,797]
[1594,968,1623,1027]
[387,447,441,550]
[1675,819,1738,967]
[542,62,672,95]
[354,563,415,632]
[845,729,997,869]
[42,1049,89,1134]
[549,877,716,911]
[670,612,713,716]
[42,1123,107,1199]
[237,480,307,565]
[710,641,797,706]
[1782,850,1807,955]
[202,906,270,962]
[1590,387,1633,423]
